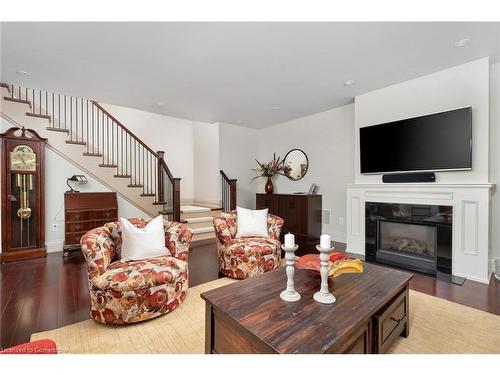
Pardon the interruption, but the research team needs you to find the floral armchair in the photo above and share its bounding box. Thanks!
[213,211,284,279]
[80,218,193,324]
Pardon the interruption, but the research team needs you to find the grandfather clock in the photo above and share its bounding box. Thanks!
[1,127,47,262]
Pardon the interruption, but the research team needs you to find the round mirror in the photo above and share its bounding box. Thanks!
[283,149,309,181]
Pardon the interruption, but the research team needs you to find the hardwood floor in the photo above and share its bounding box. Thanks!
[0,252,88,350]
[1,244,499,350]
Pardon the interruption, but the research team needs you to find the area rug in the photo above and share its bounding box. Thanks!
[31,277,500,354]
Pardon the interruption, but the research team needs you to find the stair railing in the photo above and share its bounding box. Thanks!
[4,83,181,221]
[220,170,237,212]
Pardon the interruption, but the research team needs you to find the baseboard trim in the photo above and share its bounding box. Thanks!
[453,272,490,284]
[46,240,64,253]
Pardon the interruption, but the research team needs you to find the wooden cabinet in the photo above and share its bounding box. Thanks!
[256,193,321,255]
[64,192,118,255]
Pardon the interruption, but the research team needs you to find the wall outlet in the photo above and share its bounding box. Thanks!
[338,216,345,226]
[51,223,59,232]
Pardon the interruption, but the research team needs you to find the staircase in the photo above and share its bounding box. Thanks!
[1,82,180,221]
[1,83,238,242]
[180,205,221,241]
[176,170,236,241]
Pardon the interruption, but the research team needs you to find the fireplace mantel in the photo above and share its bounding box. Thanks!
[346,183,494,283]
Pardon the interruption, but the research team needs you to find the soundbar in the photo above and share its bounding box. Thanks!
[382,172,436,183]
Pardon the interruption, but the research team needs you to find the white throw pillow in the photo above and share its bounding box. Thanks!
[235,206,269,238]
[120,216,170,261]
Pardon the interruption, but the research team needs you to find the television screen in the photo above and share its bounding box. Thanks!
[359,107,472,174]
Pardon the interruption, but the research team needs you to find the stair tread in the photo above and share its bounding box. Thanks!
[83,152,103,157]
[192,227,215,234]
[66,140,87,145]
[128,184,144,188]
[158,209,174,215]
[140,193,155,197]
[114,174,131,178]
[184,216,214,224]
[153,201,169,205]
[4,97,31,106]
[46,127,69,133]
[26,112,51,121]
[99,164,117,167]
[180,205,211,213]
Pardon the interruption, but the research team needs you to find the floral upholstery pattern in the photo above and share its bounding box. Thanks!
[213,211,284,279]
[81,218,193,324]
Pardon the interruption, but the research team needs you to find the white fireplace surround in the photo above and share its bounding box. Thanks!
[346,183,494,283]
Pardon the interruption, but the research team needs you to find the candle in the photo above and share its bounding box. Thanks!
[284,233,295,248]
[320,234,331,249]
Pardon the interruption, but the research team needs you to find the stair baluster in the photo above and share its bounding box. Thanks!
[220,170,237,212]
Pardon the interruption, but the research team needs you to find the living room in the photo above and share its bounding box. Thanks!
[1,0,500,372]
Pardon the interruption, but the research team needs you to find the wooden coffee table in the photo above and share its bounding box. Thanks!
[201,262,413,354]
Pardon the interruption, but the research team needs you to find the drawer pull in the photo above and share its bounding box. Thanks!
[390,316,403,324]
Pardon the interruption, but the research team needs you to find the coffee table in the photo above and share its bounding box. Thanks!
[201,262,413,354]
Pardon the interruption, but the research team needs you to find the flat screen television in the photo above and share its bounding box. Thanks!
[359,106,472,174]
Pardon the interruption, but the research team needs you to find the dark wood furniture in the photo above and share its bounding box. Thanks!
[202,263,412,354]
[1,127,47,263]
[64,192,118,255]
[256,193,321,255]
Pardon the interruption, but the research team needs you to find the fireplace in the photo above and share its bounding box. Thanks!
[366,202,453,279]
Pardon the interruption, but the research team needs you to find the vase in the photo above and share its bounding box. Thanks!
[265,177,274,194]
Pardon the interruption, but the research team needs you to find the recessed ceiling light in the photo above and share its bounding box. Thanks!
[272,106,280,110]
[157,101,165,107]
[454,38,470,47]
[344,80,354,87]
[16,70,31,77]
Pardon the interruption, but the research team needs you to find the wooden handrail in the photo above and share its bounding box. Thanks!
[90,101,158,158]
[160,156,175,181]
[220,169,237,183]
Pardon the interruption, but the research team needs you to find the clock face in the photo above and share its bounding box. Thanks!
[10,145,36,172]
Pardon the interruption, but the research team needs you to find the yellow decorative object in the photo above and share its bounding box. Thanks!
[328,258,364,278]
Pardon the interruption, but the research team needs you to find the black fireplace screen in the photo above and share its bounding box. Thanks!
[378,220,436,259]
[365,202,452,277]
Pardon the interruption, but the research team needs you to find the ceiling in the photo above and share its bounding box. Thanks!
[1,22,499,128]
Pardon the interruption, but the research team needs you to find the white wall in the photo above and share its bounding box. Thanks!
[354,58,490,184]
[219,122,260,209]
[0,116,148,253]
[193,121,220,206]
[489,61,500,265]
[101,103,197,203]
[257,105,355,242]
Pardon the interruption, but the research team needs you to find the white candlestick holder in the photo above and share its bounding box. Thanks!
[280,244,301,302]
[313,245,336,304]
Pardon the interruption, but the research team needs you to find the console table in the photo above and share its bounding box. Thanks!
[256,193,321,255]
[64,192,118,255]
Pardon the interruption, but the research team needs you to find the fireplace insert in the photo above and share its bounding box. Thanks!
[366,202,456,281]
